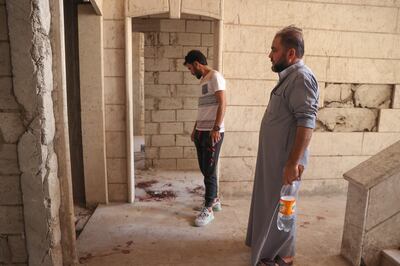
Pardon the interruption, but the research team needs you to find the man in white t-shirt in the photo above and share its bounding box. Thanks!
[184,50,226,227]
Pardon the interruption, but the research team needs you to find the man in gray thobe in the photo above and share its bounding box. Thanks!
[246,26,319,266]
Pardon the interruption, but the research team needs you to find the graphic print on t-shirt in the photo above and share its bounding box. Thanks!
[202,84,208,95]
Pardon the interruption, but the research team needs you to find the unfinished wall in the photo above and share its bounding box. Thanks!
[5,0,63,264]
[131,15,214,170]
[220,0,400,196]
[102,0,128,201]
[0,1,27,264]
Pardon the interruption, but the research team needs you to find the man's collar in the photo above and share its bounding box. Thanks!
[278,60,304,80]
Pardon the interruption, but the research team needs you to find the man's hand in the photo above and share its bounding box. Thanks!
[283,162,304,185]
[210,130,221,146]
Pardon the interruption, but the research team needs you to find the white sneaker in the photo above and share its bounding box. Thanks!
[193,198,222,212]
[194,207,214,227]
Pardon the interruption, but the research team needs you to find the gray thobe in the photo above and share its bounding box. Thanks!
[245,60,319,266]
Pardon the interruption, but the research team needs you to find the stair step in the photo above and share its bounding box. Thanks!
[381,249,400,266]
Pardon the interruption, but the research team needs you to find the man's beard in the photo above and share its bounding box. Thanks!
[271,57,290,73]
[194,70,202,79]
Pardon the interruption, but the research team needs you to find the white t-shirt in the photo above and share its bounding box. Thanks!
[196,70,226,132]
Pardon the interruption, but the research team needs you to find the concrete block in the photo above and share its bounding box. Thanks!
[265,1,397,33]
[224,106,265,131]
[159,19,186,32]
[305,29,396,59]
[0,206,24,234]
[224,24,273,53]
[145,110,151,122]
[103,0,124,19]
[169,58,188,72]
[207,47,213,59]
[0,42,11,76]
[177,158,198,170]
[144,98,156,110]
[144,147,158,159]
[153,159,177,169]
[176,135,193,146]
[151,135,175,146]
[156,45,183,59]
[145,84,174,98]
[184,122,195,134]
[226,79,274,106]
[393,85,400,108]
[176,110,197,122]
[223,0,268,25]
[145,135,151,146]
[324,83,353,105]
[177,85,200,97]
[171,32,201,46]
[305,156,369,181]
[8,235,27,262]
[145,123,159,135]
[159,98,183,109]
[305,56,328,82]
[144,46,156,58]
[104,49,125,77]
[366,174,400,231]
[219,157,256,181]
[108,184,128,202]
[0,160,19,175]
[160,147,183,158]
[0,176,21,205]
[0,144,17,161]
[299,179,348,195]
[105,105,126,131]
[183,146,197,159]
[310,132,363,156]
[132,19,160,32]
[107,158,126,183]
[104,77,125,104]
[0,113,25,143]
[223,52,275,80]
[221,132,259,157]
[354,84,392,108]
[158,71,183,85]
[186,20,211,33]
[145,58,170,72]
[183,98,198,109]
[151,110,175,122]
[183,71,200,85]
[317,108,377,132]
[181,0,222,20]
[0,6,7,41]
[201,34,213,46]
[0,78,19,110]
[105,132,126,158]
[327,58,396,84]
[104,20,124,48]
[160,122,183,134]
[379,109,400,132]
[362,132,400,155]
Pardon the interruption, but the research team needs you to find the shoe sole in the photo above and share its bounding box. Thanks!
[194,215,215,227]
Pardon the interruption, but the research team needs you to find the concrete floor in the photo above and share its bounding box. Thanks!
[77,170,351,266]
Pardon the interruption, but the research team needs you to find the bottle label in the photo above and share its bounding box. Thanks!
[279,196,296,216]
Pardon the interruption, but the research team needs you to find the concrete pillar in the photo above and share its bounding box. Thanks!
[6,0,63,264]
[78,4,108,206]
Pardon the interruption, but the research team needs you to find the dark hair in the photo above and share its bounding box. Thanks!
[183,50,208,65]
[276,25,304,58]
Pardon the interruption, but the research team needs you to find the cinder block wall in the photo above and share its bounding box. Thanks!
[0,2,27,264]
[220,0,400,195]
[132,14,215,171]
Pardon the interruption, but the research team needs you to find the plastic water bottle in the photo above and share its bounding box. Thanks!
[277,181,300,232]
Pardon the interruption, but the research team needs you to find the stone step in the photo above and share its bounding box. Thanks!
[381,249,400,266]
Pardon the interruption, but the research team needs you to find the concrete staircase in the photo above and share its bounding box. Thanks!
[381,250,400,266]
